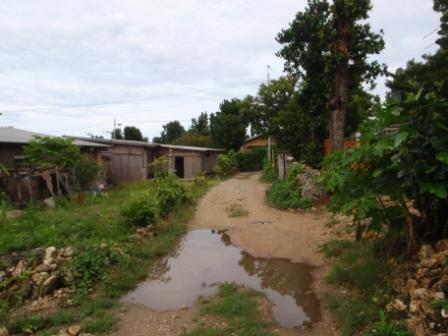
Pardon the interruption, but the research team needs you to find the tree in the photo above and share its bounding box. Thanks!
[190,112,210,136]
[172,133,214,148]
[153,121,185,144]
[123,126,144,141]
[210,99,247,151]
[112,128,123,140]
[277,0,385,151]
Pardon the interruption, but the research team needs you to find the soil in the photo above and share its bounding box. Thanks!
[110,173,338,336]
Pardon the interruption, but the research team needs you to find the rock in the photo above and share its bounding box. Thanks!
[41,275,60,295]
[44,197,55,209]
[57,330,70,336]
[12,260,27,277]
[419,244,435,260]
[0,327,9,336]
[34,263,51,273]
[432,292,446,301]
[411,288,428,300]
[67,325,81,336]
[43,247,57,266]
[391,299,407,312]
[442,308,448,319]
[435,240,448,252]
[407,316,426,336]
[296,167,322,201]
[410,300,421,314]
[406,278,418,292]
[32,272,49,285]
[61,247,73,258]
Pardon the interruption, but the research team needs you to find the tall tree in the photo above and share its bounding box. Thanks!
[123,126,144,141]
[153,121,185,144]
[210,99,247,151]
[112,128,123,140]
[190,112,210,136]
[277,0,385,151]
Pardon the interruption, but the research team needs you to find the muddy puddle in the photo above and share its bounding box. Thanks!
[122,229,321,329]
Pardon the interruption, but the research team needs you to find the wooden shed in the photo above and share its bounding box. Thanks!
[0,127,108,204]
[154,144,224,179]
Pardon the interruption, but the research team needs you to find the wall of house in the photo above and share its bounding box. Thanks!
[107,145,147,184]
[0,144,23,168]
[240,137,275,152]
[155,148,210,179]
[201,153,219,173]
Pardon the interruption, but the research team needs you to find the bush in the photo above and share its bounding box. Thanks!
[266,162,313,209]
[214,150,239,177]
[236,148,267,172]
[261,158,277,182]
[120,192,159,227]
[72,157,103,192]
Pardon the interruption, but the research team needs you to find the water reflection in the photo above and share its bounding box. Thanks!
[121,229,321,329]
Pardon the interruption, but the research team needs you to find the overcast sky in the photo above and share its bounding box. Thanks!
[0,0,441,140]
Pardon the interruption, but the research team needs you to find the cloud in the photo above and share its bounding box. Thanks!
[0,0,441,139]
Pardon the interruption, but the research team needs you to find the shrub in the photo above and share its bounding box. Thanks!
[120,192,159,227]
[261,158,277,182]
[214,150,239,177]
[72,157,103,192]
[236,148,267,172]
[267,179,313,209]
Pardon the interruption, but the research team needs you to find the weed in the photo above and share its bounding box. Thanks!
[266,179,313,209]
[185,283,275,336]
[81,313,115,333]
[320,240,354,258]
[366,312,411,336]
[226,203,250,217]
[49,309,76,326]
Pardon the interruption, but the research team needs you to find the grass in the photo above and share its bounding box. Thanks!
[321,239,410,336]
[2,177,217,335]
[225,203,250,218]
[184,283,276,336]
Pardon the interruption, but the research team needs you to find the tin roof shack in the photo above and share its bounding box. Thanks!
[69,137,159,185]
[240,135,275,152]
[0,127,107,204]
[154,144,224,179]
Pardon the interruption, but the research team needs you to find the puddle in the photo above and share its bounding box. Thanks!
[122,229,321,329]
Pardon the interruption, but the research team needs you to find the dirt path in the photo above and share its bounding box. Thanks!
[111,173,337,336]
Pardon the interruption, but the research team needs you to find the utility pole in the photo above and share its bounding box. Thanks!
[267,65,272,162]
[112,119,122,140]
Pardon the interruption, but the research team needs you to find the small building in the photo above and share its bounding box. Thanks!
[154,144,224,179]
[0,127,108,204]
[240,135,275,152]
[71,137,224,182]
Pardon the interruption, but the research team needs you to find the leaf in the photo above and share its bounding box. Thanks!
[423,183,448,199]
[394,132,408,147]
[436,152,448,165]
[372,169,383,178]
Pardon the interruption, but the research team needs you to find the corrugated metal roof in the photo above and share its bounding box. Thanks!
[155,143,225,152]
[69,136,158,148]
[0,127,108,148]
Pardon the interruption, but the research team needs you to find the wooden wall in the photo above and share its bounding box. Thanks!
[107,146,147,184]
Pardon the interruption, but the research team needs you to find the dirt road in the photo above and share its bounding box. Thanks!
[111,173,336,336]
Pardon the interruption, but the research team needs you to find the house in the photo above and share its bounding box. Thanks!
[70,137,224,182]
[154,144,224,179]
[240,135,275,152]
[0,127,108,204]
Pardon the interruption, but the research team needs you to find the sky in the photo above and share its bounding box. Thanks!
[0,0,441,140]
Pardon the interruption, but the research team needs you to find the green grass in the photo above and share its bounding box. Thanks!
[225,203,250,218]
[265,178,313,210]
[322,239,404,336]
[3,177,217,335]
[185,283,276,336]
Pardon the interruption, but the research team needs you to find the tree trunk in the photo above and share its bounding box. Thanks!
[330,5,350,151]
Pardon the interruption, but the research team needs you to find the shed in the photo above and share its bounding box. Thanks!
[240,135,275,152]
[69,137,158,185]
[154,144,224,179]
[0,127,107,204]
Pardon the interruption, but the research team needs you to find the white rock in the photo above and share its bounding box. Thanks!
[44,247,57,265]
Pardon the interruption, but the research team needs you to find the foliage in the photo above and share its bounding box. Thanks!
[112,128,123,140]
[72,156,103,192]
[172,133,214,148]
[266,162,314,209]
[24,137,82,170]
[123,126,144,141]
[260,158,277,183]
[73,246,118,298]
[210,99,247,151]
[153,120,186,144]
[236,147,267,172]
[190,112,210,136]
[365,312,411,336]
[120,192,159,227]
[276,0,385,150]
[226,203,249,218]
[186,283,275,336]
[214,150,239,177]
[322,83,448,242]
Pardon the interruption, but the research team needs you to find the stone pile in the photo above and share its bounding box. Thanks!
[0,246,75,313]
[295,166,323,202]
[387,241,448,336]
